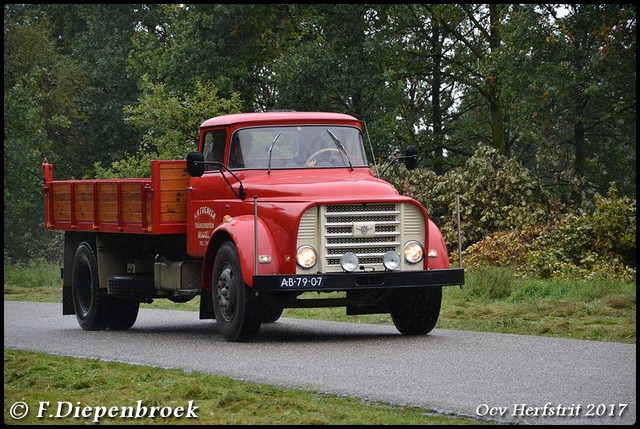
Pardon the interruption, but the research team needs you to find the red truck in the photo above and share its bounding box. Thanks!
[43,111,464,342]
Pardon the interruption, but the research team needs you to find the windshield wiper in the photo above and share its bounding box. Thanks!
[267,132,282,175]
[326,129,353,170]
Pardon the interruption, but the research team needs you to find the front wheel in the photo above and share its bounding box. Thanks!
[390,286,442,335]
[211,242,261,342]
[261,304,284,323]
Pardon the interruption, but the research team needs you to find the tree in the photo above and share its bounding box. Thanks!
[95,78,243,178]
[426,4,511,157]
[126,4,289,112]
[29,4,162,173]
[4,17,85,261]
[265,4,408,157]
[498,4,637,205]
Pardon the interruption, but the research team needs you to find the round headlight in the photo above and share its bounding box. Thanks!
[296,245,317,269]
[382,251,401,271]
[404,241,424,264]
[340,252,359,272]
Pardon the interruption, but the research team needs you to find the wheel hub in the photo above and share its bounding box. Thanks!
[216,265,235,320]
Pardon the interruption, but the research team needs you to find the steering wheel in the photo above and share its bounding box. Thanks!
[305,148,343,166]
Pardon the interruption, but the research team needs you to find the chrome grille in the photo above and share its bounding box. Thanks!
[296,202,425,274]
[322,204,401,272]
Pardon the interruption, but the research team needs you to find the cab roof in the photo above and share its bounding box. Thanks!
[200,111,361,128]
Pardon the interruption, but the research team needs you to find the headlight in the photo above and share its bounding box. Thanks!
[296,245,317,269]
[404,241,424,264]
[340,252,359,272]
[382,251,401,271]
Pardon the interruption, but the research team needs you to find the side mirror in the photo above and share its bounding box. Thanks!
[186,152,205,177]
[404,146,418,170]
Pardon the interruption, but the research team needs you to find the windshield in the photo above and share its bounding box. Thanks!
[228,125,367,170]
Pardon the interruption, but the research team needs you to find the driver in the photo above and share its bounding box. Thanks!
[292,134,329,167]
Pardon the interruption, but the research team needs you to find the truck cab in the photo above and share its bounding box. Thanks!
[185,112,464,341]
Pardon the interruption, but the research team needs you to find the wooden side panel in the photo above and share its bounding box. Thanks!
[74,183,94,221]
[97,183,118,223]
[43,160,188,235]
[51,183,71,222]
[121,183,143,223]
[157,162,189,224]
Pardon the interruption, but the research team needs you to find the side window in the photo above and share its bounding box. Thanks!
[202,129,226,171]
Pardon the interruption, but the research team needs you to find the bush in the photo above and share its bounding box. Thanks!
[390,143,557,251]
[463,187,636,281]
[3,258,62,289]
[388,145,635,281]
[461,225,541,271]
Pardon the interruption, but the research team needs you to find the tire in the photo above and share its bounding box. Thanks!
[211,242,261,342]
[390,286,442,335]
[71,242,109,330]
[261,304,284,323]
[105,298,139,330]
[71,242,139,331]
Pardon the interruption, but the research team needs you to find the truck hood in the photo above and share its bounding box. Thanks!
[237,168,402,201]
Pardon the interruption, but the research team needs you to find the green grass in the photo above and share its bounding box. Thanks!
[438,267,636,343]
[4,349,487,425]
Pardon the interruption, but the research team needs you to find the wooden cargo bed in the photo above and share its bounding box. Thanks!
[42,160,188,235]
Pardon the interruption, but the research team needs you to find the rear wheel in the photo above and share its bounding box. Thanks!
[390,286,442,335]
[211,242,261,342]
[105,299,139,330]
[71,242,109,330]
[71,242,139,331]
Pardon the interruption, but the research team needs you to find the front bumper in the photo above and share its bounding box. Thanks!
[253,268,464,292]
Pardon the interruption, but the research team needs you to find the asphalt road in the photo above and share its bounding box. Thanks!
[4,301,636,425]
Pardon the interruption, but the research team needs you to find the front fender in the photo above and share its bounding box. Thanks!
[202,215,280,291]
[427,219,451,269]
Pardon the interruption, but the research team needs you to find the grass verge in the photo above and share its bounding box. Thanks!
[4,348,487,425]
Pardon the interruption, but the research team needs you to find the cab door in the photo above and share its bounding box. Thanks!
[187,128,233,257]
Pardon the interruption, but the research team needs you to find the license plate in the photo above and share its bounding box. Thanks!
[279,276,324,288]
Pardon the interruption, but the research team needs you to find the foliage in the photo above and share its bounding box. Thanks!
[3,4,636,263]
[391,144,555,250]
[94,78,243,178]
[388,143,635,281]
[524,187,636,280]
[456,227,540,272]
[268,5,406,157]
[463,187,636,281]
[126,4,288,112]
[3,258,62,290]
[37,4,150,169]
[497,4,637,203]
[3,18,81,262]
